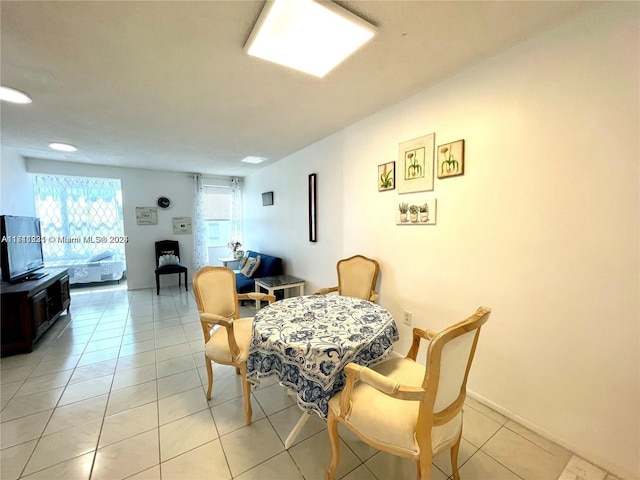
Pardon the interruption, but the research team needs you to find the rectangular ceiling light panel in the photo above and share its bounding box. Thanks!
[241,156,267,164]
[245,0,377,78]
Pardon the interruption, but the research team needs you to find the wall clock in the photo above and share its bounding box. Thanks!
[157,196,171,209]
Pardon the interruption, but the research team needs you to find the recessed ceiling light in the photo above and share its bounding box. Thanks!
[241,156,267,164]
[0,86,32,104]
[245,0,377,78]
[49,143,77,152]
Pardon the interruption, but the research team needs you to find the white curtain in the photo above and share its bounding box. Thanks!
[230,177,243,246]
[193,174,208,270]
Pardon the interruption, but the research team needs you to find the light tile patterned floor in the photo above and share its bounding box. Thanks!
[0,284,619,480]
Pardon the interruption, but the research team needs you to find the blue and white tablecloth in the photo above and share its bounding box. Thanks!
[247,295,399,418]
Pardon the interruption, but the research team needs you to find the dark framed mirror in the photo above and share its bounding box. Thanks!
[308,173,317,242]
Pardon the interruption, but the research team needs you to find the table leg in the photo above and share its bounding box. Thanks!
[285,411,312,449]
[300,284,305,296]
[254,283,261,310]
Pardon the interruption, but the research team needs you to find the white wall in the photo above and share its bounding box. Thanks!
[0,146,36,216]
[243,132,344,286]
[25,159,196,290]
[242,4,639,478]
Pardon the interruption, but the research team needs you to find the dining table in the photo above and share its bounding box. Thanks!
[246,294,399,447]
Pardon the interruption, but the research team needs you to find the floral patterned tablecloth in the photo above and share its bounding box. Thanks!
[247,295,399,418]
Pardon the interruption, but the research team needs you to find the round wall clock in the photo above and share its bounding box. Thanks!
[157,196,171,209]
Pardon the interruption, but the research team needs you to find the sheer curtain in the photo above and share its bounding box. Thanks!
[193,174,208,270]
[193,175,242,270]
[33,174,124,262]
[230,177,243,246]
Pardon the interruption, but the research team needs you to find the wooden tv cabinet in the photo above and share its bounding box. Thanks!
[1,268,71,357]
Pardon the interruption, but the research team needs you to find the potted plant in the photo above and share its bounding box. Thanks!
[419,203,429,222]
[398,203,409,222]
[227,240,243,259]
[409,205,419,223]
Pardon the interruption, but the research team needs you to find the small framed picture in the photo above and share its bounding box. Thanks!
[397,199,437,225]
[378,162,395,191]
[437,139,465,178]
[262,191,274,206]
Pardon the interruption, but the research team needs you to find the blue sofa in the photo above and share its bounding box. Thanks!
[235,250,283,294]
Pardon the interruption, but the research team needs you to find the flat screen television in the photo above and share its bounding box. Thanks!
[0,215,46,283]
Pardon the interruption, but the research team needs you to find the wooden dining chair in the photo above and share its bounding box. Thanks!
[314,254,380,302]
[326,307,491,480]
[192,266,275,425]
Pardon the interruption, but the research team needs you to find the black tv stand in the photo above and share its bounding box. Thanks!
[1,268,70,356]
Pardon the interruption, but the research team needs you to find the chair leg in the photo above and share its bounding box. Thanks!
[239,363,252,425]
[450,433,462,480]
[156,273,160,295]
[205,354,213,400]
[184,270,188,291]
[417,455,433,480]
[326,410,340,480]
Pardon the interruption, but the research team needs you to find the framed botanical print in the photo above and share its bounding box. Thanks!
[378,161,395,191]
[437,139,465,178]
[397,133,435,194]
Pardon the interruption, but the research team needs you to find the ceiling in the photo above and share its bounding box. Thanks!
[1,1,594,177]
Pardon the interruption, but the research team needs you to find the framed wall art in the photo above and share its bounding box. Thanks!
[172,217,192,234]
[135,207,158,225]
[397,198,437,225]
[262,191,274,206]
[437,139,465,178]
[378,161,395,191]
[397,133,435,194]
[308,173,317,242]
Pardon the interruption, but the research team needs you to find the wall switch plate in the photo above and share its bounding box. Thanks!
[403,310,412,326]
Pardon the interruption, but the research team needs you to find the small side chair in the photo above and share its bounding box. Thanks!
[155,240,188,295]
[326,306,491,480]
[314,254,380,302]
[192,266,275,425]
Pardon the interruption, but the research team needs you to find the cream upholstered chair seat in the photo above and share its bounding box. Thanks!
[315,254,380,302]
[203,316,253,364]
[193,267,275,425]
[326,307,491,480]
[328,358,462,457]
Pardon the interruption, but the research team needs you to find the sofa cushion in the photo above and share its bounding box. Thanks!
[240,256,261,277]
[238,256,250,271]
[235,273,256,293]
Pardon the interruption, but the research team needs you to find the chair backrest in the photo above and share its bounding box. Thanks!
[192,267,239,319]
[155,240,181,266]
[422,307,491,426]
[337,255,380,300]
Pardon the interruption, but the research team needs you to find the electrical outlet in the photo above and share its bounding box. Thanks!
[403,310,412,326]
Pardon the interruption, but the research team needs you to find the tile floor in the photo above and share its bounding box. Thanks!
[0,284,619,480]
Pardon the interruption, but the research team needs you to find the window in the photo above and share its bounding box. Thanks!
[203,186,232,247]
[33,175,125,262]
